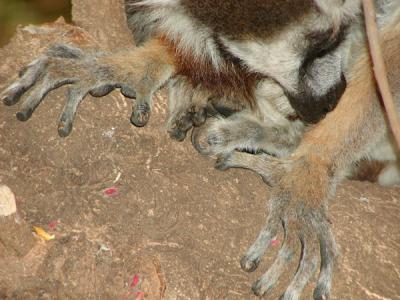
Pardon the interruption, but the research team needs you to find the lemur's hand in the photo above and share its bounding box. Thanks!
[2,44,131,136]
[166,77,210,142]
[191,112,299,160]
[168,106,207,141]
[2,42,174,136]
[217,151,338,299]
[237,155,338,299]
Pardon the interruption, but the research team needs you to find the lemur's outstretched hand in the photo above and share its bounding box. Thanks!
[2,40,175,136]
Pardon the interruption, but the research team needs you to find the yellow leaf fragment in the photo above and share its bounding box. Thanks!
[33,226,55,241]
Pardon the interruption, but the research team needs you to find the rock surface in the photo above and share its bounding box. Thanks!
[0,185,36,257]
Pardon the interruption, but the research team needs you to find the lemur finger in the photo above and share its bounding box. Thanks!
[178,113,195,132]
[58,87,89,137]
[169,112,194,141]
[120,85,136,99]
[2,57,47,106]
[90,83,137,99]
[215,152,235,171]
[16,75,75,122]
[169,123,191,142]
[313,221,338,300]
[169,128,187,141]
[89,84,117,97]
[192,108,207,127]
[279,228,319,300]
[252,228,296,296]
[215,151,280,185]
[191,126,212,155]
[130,97,151,127]
[192,116,231,155]
[240,218,280,272]
[169,107,207,142]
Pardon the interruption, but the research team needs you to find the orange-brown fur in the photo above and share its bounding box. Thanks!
[100,38,176,89]
[160,35,261,107]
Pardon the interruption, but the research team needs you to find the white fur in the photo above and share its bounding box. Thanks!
[134,0,179,6]
[378,163,400,186]
[218,10,348,94]
[254,78,296,121]
[220,33,302,93]
[134,0,223,70]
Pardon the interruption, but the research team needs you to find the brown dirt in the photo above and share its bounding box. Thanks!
[0,6,399,300]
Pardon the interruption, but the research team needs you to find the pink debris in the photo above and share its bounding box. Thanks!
[121,275,141,300]
[104,187,118,197]
[271,238,279,247]
[130,275,140,288]
[135,291,144,300]
[48,220,59,230]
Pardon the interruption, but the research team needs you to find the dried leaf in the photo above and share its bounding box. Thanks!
[33,226,55,241]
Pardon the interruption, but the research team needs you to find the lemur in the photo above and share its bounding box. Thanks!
[129,0,400,186]
[1,0,399,299]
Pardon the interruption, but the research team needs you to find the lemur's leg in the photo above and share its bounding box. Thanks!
[1,39,175,136]
[239,19,400,299]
